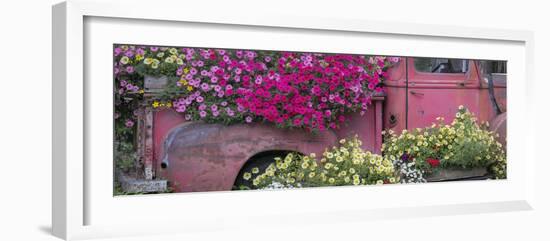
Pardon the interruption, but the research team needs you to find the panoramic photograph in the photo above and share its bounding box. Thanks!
[113,44,507,195]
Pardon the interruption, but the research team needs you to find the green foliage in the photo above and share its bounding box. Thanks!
[382,106,506,178]
[114,140,137,172]
[489,160,507,179]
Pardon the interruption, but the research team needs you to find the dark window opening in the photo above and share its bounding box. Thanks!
[479,60,507,85]
[414,58,469,73]
[486,60,507,74]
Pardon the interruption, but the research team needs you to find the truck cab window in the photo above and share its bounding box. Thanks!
[479,60,507,85]
[494,61,506,74]
[414,58,469,73]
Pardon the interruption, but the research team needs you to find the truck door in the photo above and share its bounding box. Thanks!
[406,57,480,129]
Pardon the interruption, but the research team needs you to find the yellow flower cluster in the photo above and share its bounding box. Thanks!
[382,106,506,178]
[151,100,172,108]
[143,57,161,69]
[178,67,194,91]
[140,47,187,70]
[245,136,399,189]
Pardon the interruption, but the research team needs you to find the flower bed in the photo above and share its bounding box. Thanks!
[382,106,507,181]
[241,136,399,189]
[114,45,398,132]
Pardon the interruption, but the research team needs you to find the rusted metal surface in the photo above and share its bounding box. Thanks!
[156,122,338,192]
[150,99,385,192]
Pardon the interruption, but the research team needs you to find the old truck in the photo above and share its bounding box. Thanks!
[127,57,506,193]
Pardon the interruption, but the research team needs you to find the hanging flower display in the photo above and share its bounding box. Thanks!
[114,45,399,132]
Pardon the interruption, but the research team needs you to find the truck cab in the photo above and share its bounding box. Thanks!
[383,57,506,140]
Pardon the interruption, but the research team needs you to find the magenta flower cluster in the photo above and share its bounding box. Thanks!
[114,45,398,132]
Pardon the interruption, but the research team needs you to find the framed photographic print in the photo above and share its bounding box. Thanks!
[52,0,535,240]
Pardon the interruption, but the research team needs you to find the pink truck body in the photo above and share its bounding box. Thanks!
[136,57,506,192]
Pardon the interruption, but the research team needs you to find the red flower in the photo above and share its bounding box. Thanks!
[426,158,440,168]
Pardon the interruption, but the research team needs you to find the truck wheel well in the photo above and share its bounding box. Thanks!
[233,150,301,189]
[247,150,296,162]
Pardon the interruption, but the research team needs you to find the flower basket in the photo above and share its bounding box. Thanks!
[425,166,488,182]
[144,74,169,92]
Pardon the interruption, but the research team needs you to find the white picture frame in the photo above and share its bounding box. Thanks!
[52,0,535,240]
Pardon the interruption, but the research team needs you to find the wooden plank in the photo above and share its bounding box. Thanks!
[144,107,154,180]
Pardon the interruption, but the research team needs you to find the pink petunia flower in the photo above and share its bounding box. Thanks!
[125,119,134,128]
[199,111,207,118]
